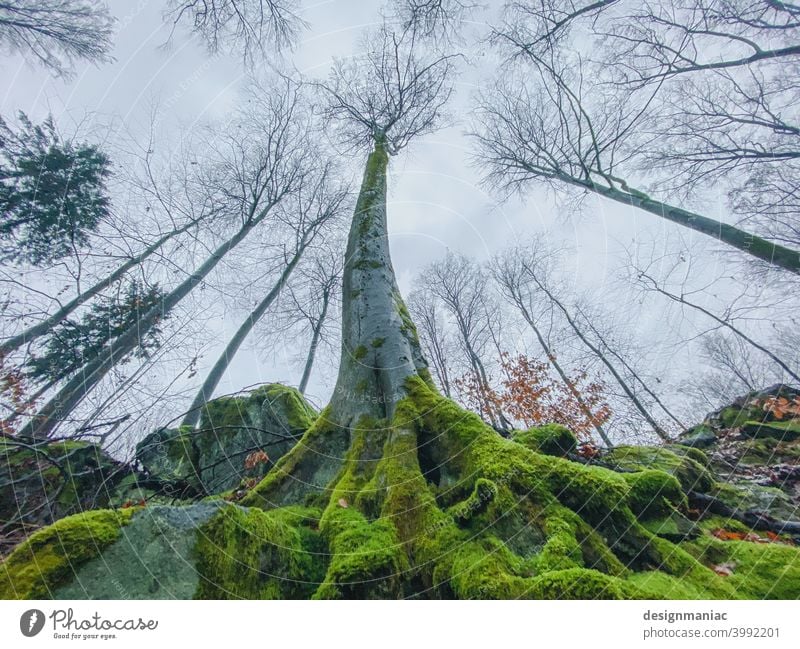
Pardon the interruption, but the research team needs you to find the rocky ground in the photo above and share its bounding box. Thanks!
[1,383,798,599]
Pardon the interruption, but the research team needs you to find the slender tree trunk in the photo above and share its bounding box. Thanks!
[181,247,306,428]
[426,330,452,398]
[641,275,800,384]
[19,212,271,439]
[532,276,672,441]
[298,287,331,395]
[329,141,430,426]
[562,174,800,275]
[0,217,202,358]
[577,307,687,430]
[514,300,613,447]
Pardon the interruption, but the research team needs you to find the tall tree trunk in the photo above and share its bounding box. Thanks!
[533,276,672,441]
[0,217,202,358]
[19,213,270,439]
[640,273,800,384]
[181,248,305,428]
[563,174,800,275]
[514,300,613,447]
[329,142,430,426]
[298,287,331,395]
[576,306,687,430]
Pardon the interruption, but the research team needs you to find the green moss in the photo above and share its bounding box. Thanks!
[199,383,315,434]
[605,445,715,493]
[627,570,712,599]
[194,504,324,599]
[623,470,686,518]
[241,406,348,510]
[513,424,578,456]
[684,532,800,599]
[527,568,649,599]
[533,507,584,573]
[667,444,712,467]
[314,509,407,599]
[719,405,766,429]
[371,337,385,348]
[742,419,800,441]
[352,345,369,361]
[0,508,134,599]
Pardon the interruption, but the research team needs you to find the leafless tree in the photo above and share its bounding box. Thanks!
[389,0,476,42]
[493,238,672,440]
[634,261,800,384]
[407,286,457,398]
[470,60,800,274]
[418,251,510,429]
[181,164,348,427]
[313,22,456,427]
[598,1,800,86]
[320,23,457,155]
[163,0,306,61]
[573,301,686,431]
[480,0,800,275]
[686,330,779,409]
[0,0,114,76]
[289,245,344,396]
[18,77,317,439]
[491,246,614,445]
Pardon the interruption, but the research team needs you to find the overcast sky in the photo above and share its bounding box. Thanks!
[0,1,761,439]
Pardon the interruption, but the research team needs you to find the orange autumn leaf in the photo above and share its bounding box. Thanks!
[454,352,612,441]
[244,450,270,471]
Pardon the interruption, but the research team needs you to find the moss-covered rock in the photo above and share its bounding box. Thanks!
[512,424,578,457]
[712,483,799,522]
[135,426,200,493]
[0,438,127,537]
[135,384,317,496]
[0,508,134,599]
[622,470,686,518]
[5,379,800,600]
[677,425,717,449]
[741,419,800,442]
[604,445,715,493]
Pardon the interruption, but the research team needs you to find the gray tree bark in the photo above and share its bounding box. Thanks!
[181,246,306,428]
[562,174,800,275]
[0,216,202,358]
[329,142,430,427]
[19,209,273,439]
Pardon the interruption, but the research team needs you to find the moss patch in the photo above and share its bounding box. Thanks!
[0,508,134,599]
[512,424,578,457]
[195,504,325,599]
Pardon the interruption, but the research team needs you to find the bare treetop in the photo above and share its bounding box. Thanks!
[389,0,477,42]
[320,23,457,154]
[471,62,642,195]
[599,0,800,87]
[0,0,115,76]
[164,0,307,62]
[492,0,619,59]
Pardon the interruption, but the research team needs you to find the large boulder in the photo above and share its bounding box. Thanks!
[135,384,317,495]
[672,384,800,522]
[0,502,323,600]
[0,438,127,552]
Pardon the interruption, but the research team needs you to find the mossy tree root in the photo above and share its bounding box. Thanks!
[230,378,796,599]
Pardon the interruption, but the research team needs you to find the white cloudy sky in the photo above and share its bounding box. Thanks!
[1,0,773,446]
